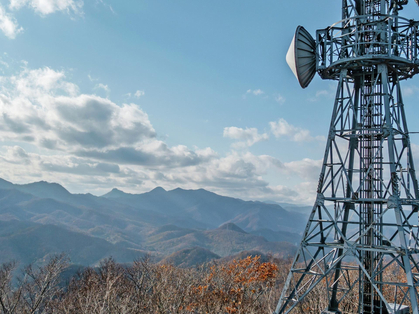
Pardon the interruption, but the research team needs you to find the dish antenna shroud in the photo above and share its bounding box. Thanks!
[275,1,419,314]
[286,26,316,89]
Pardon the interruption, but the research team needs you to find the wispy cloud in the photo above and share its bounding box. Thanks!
[284,158,322,182]
[135,90,145,98]
[94,83,110,96]
[0,5,22,39]
[95,0,115,14]
[308,90,331,102]
[274,93,285,104]
[308,84,337,102]
[269,118,325,142]
[402,86,419,97]
[246,89,264,96]
[223,126,268,148]
[88,74,99,82]
[9,0,83,16]
[0,0,83,39]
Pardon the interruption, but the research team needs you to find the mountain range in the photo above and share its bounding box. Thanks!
[0,178,307,267]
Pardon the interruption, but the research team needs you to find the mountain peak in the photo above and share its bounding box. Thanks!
[218,223,247,234]
[102,188,128,198]
[150,186,166,193]
[171,187,184,192]
[22,181,71,195]
[0,178,14,189]
[169,187,216,196]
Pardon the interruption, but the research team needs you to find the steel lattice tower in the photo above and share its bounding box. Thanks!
[275,1,419,314]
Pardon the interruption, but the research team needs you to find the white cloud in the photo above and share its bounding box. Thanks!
[308,84,337,102]
[94,83,110,96]
[0,142,314,204]
[0,0,83,39]
[268,185,303,203]
[0,66,222,171]
[52,97,156,148]
[76,142,217,167]
[404,87,414,97]
[284,158,322,182]
[135,90,145,98]
[151,151,283,192]
[0,5,22,39]
[0,0,81,39]
[0,67,155,150]
[2,145,30,164]
[147,151,320,204]
[402,86,419,98]
[8,66,79,97]
[95,0,115,14]
[274,94,285,104]
[223,126,268,148]
[9,0,83,15]
[0,65,324,204]
[270,118,325,142]
[315,90,329,97]
[87,74,98,82]
[246,89,264,96]
[0,145,302,202]
[40,154,121,176]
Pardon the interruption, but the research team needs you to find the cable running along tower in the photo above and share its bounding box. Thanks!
[276,1,419,313]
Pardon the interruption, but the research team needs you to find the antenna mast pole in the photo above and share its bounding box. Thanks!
[276,0,419,313]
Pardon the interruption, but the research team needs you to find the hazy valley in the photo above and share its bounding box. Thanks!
[0,178,307,267]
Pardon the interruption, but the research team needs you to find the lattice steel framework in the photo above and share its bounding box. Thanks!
[275,1,419,313]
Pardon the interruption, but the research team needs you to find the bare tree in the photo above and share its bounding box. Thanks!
[20,253,69,314]
[7,253,407,313]
[0,261,22,314]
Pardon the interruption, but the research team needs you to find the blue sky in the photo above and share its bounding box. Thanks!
[0,0,419,204]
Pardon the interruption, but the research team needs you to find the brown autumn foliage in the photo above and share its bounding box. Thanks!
[0,253,412,314]
[0,254,287,314]
[52,255,284,314]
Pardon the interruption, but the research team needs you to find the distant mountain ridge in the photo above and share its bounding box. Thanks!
[160,247,220,268]
[102,185,304,233]
[0,178,306,267]
[0,220,143,266]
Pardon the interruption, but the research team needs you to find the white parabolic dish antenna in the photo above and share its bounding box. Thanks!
[286,26,316,89]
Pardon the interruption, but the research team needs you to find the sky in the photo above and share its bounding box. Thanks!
[0,0,419,205]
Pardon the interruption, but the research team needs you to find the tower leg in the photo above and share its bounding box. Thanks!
[275,65,419,314]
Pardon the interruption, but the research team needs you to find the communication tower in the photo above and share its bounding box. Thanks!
[276,1,419,313]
